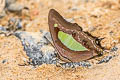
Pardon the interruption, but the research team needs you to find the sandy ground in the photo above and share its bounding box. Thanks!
[0,0,120,80]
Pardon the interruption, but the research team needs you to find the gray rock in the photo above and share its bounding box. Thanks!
[2,59,7,64]
[0,11,6,18]
[60,61,91,68]
[110,46,118,52]
[97,56,113,64]
[5,0,16,7]
[7,3,24,12]
[15,31,58,66]
[8,18,22,29]
[5,0,28,13]
[0,26,7,31]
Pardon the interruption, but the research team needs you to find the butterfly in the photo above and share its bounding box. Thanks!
[48,9,104,62]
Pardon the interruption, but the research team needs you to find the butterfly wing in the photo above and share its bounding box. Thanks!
[48,9,101,62]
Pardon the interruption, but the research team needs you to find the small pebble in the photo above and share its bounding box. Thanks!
[110,46,118,52]
[97,56,113,64]
[60,61,91,68]
[0,11,6,18]
[66,18,74,22]
[5,0,16,7]
[2,59,7,64]
[7,3,24,12]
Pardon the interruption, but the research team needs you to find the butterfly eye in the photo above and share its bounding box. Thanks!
[95,38,104,45]
[95,40,99,45]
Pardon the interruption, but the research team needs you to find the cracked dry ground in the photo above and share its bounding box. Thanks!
[1,0,120,80]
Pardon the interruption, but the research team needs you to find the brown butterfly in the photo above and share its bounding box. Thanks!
[48,9,104,62]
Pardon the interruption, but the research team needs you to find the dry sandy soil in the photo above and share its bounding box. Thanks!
[0,0,120,80]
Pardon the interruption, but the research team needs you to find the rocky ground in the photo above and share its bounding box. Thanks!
[0,0,120,80]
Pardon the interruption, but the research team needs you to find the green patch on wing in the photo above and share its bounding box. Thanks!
[58,31,88,51]
[54,23,58,27]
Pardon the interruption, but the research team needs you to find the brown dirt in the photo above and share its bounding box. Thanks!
[0,0,120,80]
